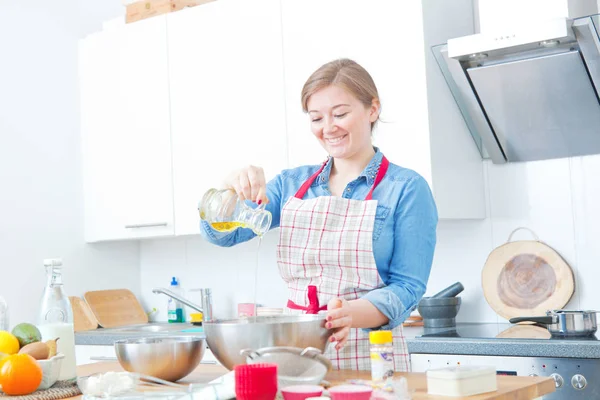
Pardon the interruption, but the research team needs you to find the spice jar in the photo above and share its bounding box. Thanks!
[369,330,394,381]
[198,188,272,236]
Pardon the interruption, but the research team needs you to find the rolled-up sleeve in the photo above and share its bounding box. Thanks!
[199,174,284,247]
[362,175,438,330]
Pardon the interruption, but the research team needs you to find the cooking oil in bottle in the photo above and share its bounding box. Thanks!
[211,221,247,232]
[198,188,271,236]
[252,236,262,322]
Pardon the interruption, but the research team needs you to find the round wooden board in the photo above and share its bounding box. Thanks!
[496,324,552,339]
[482,239,574,321]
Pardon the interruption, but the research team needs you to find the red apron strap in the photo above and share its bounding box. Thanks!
[294,160,328,199]
[365,156,389,200]
[295,155,390,201]
[286,285,327,314]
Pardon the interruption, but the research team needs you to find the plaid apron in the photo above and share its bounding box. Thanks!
[277,156,409,371]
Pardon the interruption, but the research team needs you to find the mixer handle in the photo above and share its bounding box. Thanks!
[239,348,260,360]
[300,347,323,358]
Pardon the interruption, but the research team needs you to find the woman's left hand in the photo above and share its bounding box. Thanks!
[326,298,353,350]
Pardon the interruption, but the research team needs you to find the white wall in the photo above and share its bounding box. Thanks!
[0,0,140,328]
[139,232,288,321]
[429,157,600,323]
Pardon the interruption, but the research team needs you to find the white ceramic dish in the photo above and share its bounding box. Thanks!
[38,354,65,390]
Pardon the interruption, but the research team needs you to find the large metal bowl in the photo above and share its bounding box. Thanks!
[114,336,205,382]
[204,315,331,370]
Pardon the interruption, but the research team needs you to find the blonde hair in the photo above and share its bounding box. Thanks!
[301,58,380,131]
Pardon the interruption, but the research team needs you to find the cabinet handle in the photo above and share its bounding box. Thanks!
[124,222,168,229]
[90,356,118,361]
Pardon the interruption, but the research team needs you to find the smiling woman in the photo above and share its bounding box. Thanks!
[200,58,438,372]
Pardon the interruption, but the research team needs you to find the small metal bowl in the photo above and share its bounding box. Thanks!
[241,346,331,387]
[114,336,206,382]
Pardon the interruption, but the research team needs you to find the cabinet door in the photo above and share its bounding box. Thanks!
[168,0,287,236]
[80,16,174,242]
[281,0,433,184]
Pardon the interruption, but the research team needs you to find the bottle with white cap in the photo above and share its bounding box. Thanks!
[38,258,77,380]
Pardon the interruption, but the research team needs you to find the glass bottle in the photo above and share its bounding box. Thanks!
[369,330,394,382]
[198,188,272,236]
[0,295,8,331]
[38,258,77,381]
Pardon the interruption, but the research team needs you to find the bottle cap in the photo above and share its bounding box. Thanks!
[170,277,178,286]
[369,330,393,345]
[43,258,63,268]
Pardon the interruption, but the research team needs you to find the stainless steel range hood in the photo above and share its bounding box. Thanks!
[433,14,600,163]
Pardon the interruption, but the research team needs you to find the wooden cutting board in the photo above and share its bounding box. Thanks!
[496,325,552,339]
[482,227,574,321]
[84,289,148,328]
[69,296,99,332]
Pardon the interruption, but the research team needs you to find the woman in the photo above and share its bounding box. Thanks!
[200,59,438,371]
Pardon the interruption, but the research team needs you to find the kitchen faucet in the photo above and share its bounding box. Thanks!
[152,287,213,322]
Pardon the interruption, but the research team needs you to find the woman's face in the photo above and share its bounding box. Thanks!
[307,85,379,160]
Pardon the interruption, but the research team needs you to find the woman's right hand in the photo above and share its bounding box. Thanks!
[223,165,269,205]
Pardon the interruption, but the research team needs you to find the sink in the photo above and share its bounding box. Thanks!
[110,322,195,333]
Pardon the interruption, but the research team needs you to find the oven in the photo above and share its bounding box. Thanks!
[407,323,600,399]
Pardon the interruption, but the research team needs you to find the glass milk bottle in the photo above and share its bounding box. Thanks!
[38,258,77,380]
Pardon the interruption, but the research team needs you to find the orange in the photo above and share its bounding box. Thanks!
[0,354,43,395]
[0,332,19,355]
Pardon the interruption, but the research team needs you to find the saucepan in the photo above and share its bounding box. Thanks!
[509,310,598,337]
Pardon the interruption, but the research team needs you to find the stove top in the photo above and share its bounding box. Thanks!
[416,323,599,341]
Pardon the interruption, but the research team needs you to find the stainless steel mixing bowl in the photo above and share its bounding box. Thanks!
[114,336,206,382]
[204,315,331,370]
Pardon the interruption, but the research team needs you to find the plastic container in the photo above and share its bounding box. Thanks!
[0,295,8,331]
[167,277,185,323]
[281,385,323,400]
[198,188,272,236]
[426,365,497,397]
[369,330,394,381]
[328,385,373,400]
[234,363,278,400]
[38,258,77,381]
[238,303,257,317]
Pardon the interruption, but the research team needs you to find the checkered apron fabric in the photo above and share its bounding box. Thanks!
[276,156,409,371]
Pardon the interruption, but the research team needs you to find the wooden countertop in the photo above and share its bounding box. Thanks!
[75,362,555,400]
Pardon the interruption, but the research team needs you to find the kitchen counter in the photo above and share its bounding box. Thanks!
[73,362,554,400]
[75,323,206,346]
[405,323,600,359]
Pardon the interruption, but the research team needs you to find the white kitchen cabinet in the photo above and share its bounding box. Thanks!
[79,16,175,242]
[167,0,288,236]
[79,0,484,241]
[281,0,485,218]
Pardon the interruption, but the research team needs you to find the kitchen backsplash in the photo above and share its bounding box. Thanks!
[139,156,600,323]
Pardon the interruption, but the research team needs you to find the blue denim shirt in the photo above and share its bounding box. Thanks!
[200,149,438,330]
